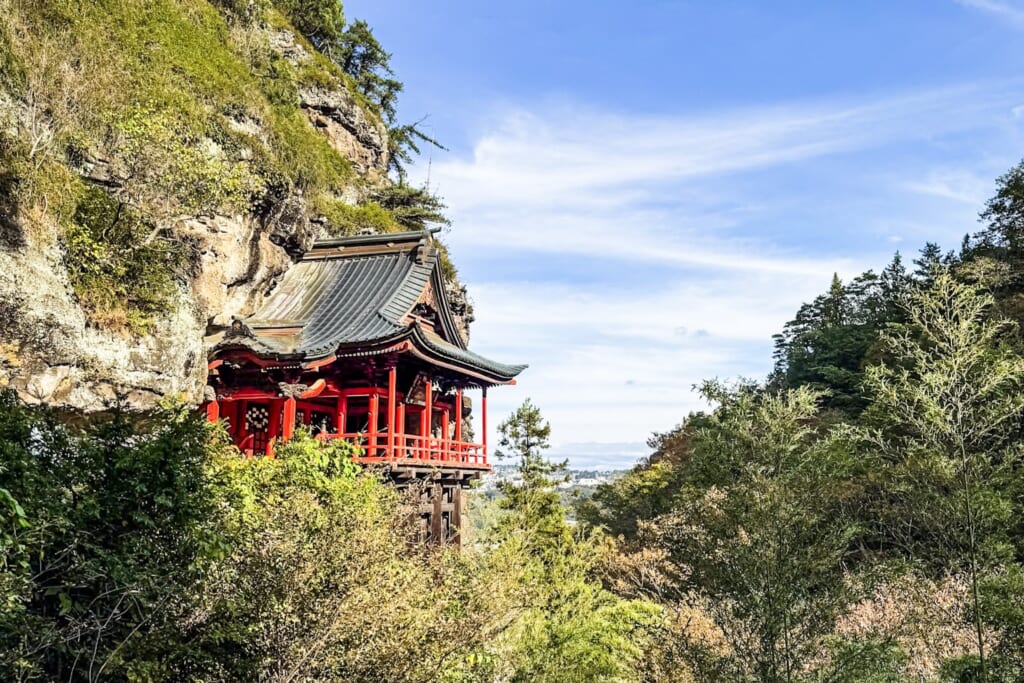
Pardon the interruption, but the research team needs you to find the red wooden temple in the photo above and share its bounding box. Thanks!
[203,229,526,542]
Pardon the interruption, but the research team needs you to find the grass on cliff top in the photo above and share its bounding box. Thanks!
[13,0,360,196]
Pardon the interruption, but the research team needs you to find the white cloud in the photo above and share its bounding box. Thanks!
[903,169,993,205]
[955,0,1024,25]
[417,83,1024,466]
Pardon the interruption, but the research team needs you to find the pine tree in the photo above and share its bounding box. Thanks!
[495,399,569,548]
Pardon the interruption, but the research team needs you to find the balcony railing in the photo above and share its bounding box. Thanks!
[317,431,489,468]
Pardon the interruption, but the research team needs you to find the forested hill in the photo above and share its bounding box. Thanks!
[0,0,462,413]
[578,162,1024,679]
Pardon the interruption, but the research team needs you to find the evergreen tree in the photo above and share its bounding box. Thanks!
[771,269,901,416]
[913,241,947,284]
[495,398,569,548]
[976,160,1024,265]
[370,182,450,232]
[335,20,402,123]
[493,400,657,682]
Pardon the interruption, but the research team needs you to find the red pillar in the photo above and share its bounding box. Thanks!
[455,390,463,440]
[481,387,488,458]
[368,393,379,457]
[267,399,282,458]
[397,404,406,459]
[387,366,397,459]
[442,407,450,461]
[422,379,432,459]
[336,395,347,435]
[455,389,463,461]
[282,396,297,442]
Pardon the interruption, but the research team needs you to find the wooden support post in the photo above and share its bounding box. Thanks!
[451,486,463,547]
[387,366,397,459]
[368,393,379,457]
[282,397,297,442]
[482,387,488,458]
[431,483,443,545]
[205,399,220,423]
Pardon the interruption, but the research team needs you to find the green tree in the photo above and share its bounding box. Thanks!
[0,392,222,681]
[576,423,693,539]
[961,160,1024,323]
[387,120,446,181]
[491,400,658,682]
[495,398,568,546]
[371,182,451,232]
[648,382,873,681]
[770,264,906,416]
[335,20,402,121]
[863,270,1024,680]
[175,431,506,682]
[275,0,346,55]
[974,160,1024,270]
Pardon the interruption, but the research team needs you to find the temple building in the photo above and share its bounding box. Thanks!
[203,229,526,542]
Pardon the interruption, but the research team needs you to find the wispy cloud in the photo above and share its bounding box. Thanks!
[955,0,1024,26]
[903,169,993,205]
[417,82,1023,466]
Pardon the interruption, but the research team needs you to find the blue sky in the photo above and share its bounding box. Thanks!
[345,0,1024,468]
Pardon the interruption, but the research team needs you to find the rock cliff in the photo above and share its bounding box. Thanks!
[0,0,451,412]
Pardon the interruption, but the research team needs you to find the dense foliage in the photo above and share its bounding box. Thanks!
[0,394,658,682]
[579,161,1024,681]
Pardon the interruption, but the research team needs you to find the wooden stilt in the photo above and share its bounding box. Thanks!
[451,485,463,547]
[431,483,443,544]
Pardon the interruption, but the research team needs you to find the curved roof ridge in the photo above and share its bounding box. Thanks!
[378,244,436,324]
[312,227,440,250]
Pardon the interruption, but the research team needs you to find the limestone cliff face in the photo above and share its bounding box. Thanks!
[0,12,390,412]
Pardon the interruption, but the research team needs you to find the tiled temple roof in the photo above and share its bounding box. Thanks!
[211,230,526,385]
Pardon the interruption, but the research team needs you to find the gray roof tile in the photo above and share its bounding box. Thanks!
[215,231,526,383]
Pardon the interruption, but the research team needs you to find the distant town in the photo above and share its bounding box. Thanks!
[476,463,627,497]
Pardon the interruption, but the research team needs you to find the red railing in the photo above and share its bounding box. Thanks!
[317,431,489,468]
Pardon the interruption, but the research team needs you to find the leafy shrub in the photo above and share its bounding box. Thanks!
[315,196,397,235]
[0,392,222,681]
[210,0,271,24]
[63,184,186,334]
[273,0,345,55]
